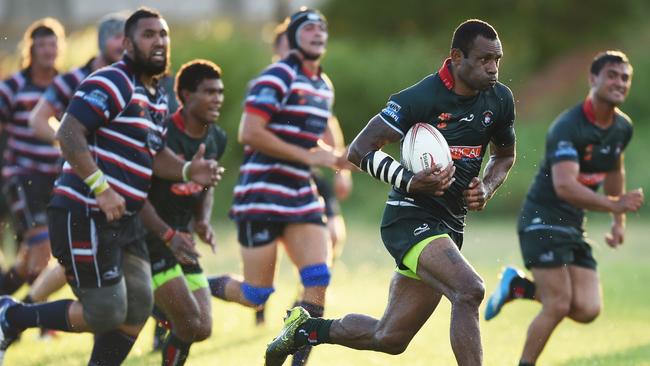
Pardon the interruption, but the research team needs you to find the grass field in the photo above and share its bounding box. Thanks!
[4,214,649,366]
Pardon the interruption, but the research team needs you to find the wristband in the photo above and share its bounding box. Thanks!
[182,161,191,182]
[84,170,110,195]
[162,228,175,244]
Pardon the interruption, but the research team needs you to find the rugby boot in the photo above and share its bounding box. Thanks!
[265,307,310,366]
[0,296,22,365]
[485,265,525,320]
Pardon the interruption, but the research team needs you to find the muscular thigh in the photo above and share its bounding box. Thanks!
[240,241,278,287]
[530,267,572,304]
[415,237,481,299]
[283,223,331,268]
[568,265,600,308]
[154,276,200,322]
[377,273,443,340]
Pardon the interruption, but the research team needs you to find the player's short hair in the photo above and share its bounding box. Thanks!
[590,50,631,75]
[98,12,126,53]
[273,17,290,49]
[124,7,162,39]
[20,17,65,68]
[175,59,222,104]
[451,19,498,57]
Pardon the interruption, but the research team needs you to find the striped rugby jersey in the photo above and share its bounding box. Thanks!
[230,54,333,223]
[50,56,168,215]
[43,57,94,120]
[0,68,61,178]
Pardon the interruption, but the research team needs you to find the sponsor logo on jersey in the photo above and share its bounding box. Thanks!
[482,110,494,127]
[437,112,452,121]
[255,87,278,104]
[555,141,578,158]
[459,114,474,122]
[599,145,611,154]
[82,89,109,111]
[413,223,430,236]
[577,172,606,186]
[449,145,483,160]
[171,181,204,196]
[382,101,402,122]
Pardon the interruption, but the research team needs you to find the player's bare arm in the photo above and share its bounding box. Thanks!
[28,98,59,143]
[348,115,455,196]
[139,200,199,264]
[239,112,339,167]
[552,160,643,214]
[193,186,216,251]
[57,113,125,221]
[464,142,516,211]
[152,144,222,186]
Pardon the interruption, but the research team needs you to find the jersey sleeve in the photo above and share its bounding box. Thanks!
[545,117,579,166]
[244,62,294,121]
[0,76,18,123]
[65,68,132,132]
[491,85,516,147]
[43,73,77,119]
[378,79,430,136]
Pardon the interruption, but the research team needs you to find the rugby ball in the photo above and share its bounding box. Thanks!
[401,123,452,173]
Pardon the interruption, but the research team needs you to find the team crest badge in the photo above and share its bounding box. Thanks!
[482,110,494,127]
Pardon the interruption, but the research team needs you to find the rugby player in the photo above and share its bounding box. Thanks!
[265,19,516,366]
[0,18,65,297]
[142,59,226,365]
[484,50,644,366]
[23,12,126,306]
[0,8,221,365]
[251,19,353,333]
[209,8,345,365]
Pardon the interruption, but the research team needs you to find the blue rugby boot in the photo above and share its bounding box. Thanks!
[485,266,525,321]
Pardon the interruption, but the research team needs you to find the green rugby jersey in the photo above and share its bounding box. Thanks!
[148,109,227,230]
[378,58,516,232]
[521,98,633,229]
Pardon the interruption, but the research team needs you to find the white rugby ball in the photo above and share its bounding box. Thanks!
[401,123,452,173]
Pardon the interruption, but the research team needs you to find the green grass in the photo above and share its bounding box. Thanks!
[4,214,649,365]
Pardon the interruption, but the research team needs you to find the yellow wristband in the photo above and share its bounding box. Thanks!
[94,180,110,195]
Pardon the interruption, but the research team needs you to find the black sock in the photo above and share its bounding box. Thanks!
[0,268,25,295]
[6,299,73,331]
[519,361,535,366]
[208,275,231,300]
[153,322,167,351]
[162,333,192,366]
[88,330,137,366]
[510,276,536,300]
[22,294,34,304]
[292,301,328,365]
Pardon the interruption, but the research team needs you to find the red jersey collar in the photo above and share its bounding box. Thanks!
[438,58,454,90]
[582,97,597,125]
[171,108,186,132]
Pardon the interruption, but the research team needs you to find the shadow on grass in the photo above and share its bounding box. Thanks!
[559,343,650,366]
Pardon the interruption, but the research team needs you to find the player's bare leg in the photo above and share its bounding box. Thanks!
[566,266,601,323]
[25,263,66,303]
[519,267,572,364]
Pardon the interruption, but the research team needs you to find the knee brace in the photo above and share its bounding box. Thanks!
[122,253,154,325]
[299,263,331,287]
[240,283,275,306]
[73,281,127,334]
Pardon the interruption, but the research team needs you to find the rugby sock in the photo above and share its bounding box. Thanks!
[518,361,535,366]
[6,299,72,331]
[207,275,230,300]
[153,322,168,351]
[0,268,25,295]
[293,302,328,364]
[162,333,192,366]
[255,307,266,325]
[88,330,136,366]
[22,294,34,304]
[510,276,536,300]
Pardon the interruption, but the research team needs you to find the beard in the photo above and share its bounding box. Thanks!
[131,42,169,77]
